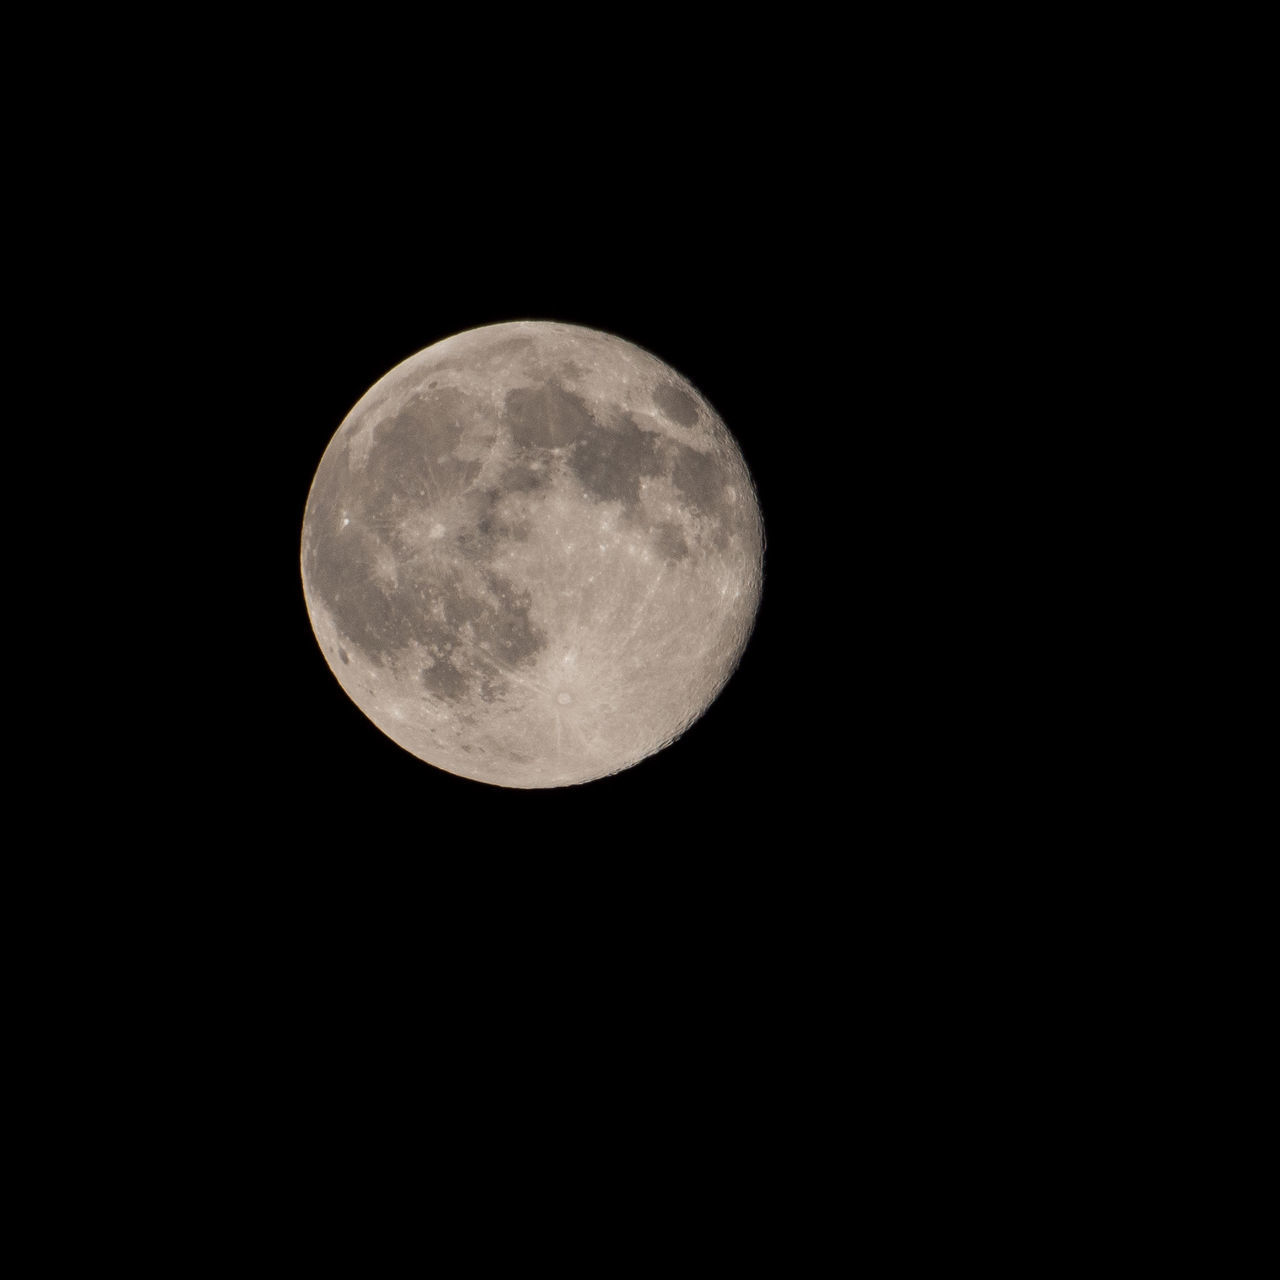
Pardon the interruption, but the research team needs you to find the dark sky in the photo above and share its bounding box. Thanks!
[54,32,1053,1126]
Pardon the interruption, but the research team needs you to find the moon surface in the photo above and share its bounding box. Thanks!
[300,321,763,788]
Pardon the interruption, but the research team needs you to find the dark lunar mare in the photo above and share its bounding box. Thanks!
[504,381,596,449]
[305,381,550,691]
[570,411,665,509]
[652,380,699,427]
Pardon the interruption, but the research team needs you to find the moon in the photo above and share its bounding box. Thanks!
[300,321,764,788]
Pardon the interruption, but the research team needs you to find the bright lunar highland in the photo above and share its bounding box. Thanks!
[300,321,764,788]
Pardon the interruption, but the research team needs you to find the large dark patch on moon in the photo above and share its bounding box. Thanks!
[653,380,699,427]
[364,386,488,531]
[303,386,498,665]
[505,380,596,449]
[570,413,665,508]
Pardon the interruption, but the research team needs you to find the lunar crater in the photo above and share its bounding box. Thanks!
[652,379,700,427]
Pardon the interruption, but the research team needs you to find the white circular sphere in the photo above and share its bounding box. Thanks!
[301,321,763,788]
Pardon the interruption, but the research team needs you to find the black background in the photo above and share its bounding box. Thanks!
[38,39,1128,1195]
[21,28,1150,1218]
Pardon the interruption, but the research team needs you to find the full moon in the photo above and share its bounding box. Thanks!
[300,321,764,788]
